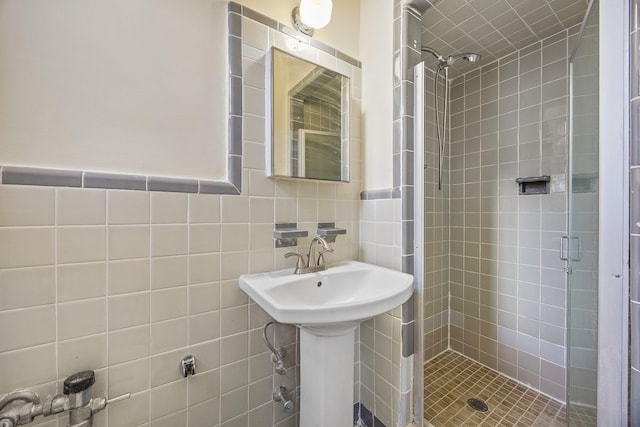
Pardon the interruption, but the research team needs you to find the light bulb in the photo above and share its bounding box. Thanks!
[299,0,333,29]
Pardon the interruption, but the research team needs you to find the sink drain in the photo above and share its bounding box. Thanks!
[467,398,488,412]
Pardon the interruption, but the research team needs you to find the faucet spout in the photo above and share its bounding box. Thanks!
[283,236,333,274]
[307,236,333,270]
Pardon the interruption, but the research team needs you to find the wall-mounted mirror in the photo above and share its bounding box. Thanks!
[266,48,350,182]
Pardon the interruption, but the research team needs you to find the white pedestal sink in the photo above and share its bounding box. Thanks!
[239,260,413,427]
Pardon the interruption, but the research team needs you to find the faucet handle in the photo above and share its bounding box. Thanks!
[63,370,95,395]
[89,392,130,416]
[106,393,131,405]
[284,252,306,272]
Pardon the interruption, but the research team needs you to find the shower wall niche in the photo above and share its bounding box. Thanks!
[422,26,581,402]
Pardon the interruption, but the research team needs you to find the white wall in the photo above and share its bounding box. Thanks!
[359,0,394,190]
[0,0,229,181]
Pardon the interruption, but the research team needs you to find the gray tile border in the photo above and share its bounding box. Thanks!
[199,181,240,195]
[401,219,414,255]
[229,36,242,77]
[632,367,640,427]
[227,1,241,14]
[148,177,198,193]
[309,37,337,57]
[633,302,640,369]
[335,50,361,68]
[401,254,414,275]
[402,294,415,323]
[401,321,415,357]
[633,167,640,234]
[402,186,413,219]
[228,155,242,192]
[633,217,640,303]
[84,172,146,191]
[243,7,278,30]
[229,116,243,155]
[2,166,82,188]
[229,75,243,116]
[393,153,401,188]
[631,99,640,166]
[401,150,414,187]
[228,9,242,37]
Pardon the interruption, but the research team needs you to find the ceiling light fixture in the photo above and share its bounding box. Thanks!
[291,0,333,37]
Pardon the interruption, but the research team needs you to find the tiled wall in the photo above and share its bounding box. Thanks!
[353,1,431,425]
[0,11,362,427]
[630,0,640,423]
[359,198,403,426]
[422,68,451,362]
[425,27,581,403]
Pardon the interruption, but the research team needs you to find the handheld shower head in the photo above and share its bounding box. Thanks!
[447,52,482,65]
[421,47,481,68]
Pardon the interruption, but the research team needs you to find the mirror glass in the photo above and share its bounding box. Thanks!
[268,48,350,182]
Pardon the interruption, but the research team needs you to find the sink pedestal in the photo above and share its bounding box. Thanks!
[299,323,358,427]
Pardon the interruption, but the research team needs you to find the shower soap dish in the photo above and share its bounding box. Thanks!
[516,176,550,195]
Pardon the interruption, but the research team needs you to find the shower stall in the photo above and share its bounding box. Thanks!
[411,0,629,425]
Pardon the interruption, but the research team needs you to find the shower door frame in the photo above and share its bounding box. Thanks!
[413,61,426,426]
[594,0,630,425]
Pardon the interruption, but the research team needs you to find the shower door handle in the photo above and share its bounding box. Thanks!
[560,236,568,261]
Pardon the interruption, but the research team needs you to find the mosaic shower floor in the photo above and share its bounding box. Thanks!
[424,350,567,426]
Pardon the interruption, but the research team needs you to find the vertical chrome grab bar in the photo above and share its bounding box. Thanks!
[560,235,569,261]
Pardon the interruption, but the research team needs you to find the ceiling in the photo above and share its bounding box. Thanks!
[420,0,590,75]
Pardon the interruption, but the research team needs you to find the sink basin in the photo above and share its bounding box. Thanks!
[240,260,414,427]
[239,260,414,326]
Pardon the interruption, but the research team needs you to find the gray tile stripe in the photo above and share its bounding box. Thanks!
[200,181,240,195]
[402,295,414,323]
[2,165,244,195]
[148,177,198,193]
[401,321,415,357]
[2,166,82,188]
[227,6,242,194]
[227,1,241,14]
[84,172,146,190]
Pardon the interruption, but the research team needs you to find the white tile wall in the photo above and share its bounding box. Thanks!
[359,198,404,426]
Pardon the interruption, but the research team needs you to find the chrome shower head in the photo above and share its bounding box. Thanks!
[421,46,481,68]
[447,52,481,65]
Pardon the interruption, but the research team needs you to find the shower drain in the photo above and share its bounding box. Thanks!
[467,398,489,412]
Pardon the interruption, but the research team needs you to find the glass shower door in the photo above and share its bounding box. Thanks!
[567,1,599,425]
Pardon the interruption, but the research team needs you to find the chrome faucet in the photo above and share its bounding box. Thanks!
[285,235,334,274]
